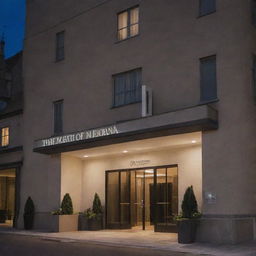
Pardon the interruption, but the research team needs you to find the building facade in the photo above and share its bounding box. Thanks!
[17,0,256,243]
[0,40,23,228]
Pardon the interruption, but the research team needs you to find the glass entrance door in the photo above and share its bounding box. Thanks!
[130,169,154,230]
[106,165,178,232]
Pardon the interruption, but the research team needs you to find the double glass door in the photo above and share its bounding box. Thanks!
[106,165,178,232]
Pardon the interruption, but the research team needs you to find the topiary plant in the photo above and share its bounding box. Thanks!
[92,193,103,215]
[23,196,35,230]
[61,193,73,215]
[181,186,198,219]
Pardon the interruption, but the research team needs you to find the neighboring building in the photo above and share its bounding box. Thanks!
[16,0,256,243]
[0,40,23,227]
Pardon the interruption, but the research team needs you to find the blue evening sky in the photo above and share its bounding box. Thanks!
[0,0,26,58]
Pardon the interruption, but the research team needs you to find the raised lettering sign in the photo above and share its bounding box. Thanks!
[38,125,119,148]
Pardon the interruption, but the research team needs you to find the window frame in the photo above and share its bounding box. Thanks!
[1,127,10,148]
[199,55,218,104]
[117,5,140,42]
[112,68,142,108]
[198,0,216,17]
[252,54,256,104]
[252,0,256,27]
[55,31,65,62]
[53,100,64,135]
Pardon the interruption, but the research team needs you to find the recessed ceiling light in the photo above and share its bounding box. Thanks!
[123,150,128,153]
[83,155,89,158]
[192,140,196,144]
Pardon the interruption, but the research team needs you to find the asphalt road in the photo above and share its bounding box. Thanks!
[0,233,200,256]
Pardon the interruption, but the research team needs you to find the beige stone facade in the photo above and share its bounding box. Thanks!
[14,0,256,243]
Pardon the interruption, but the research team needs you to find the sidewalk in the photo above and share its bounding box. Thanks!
[1,226,256,256]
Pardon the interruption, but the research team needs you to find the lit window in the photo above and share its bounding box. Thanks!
[118,6,139,41]
[1,127,9,147]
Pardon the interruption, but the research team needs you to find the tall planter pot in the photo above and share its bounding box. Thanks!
[78,214,89,230]
[52,214,78,232]
[24,214,34,230]
[177,219,197,244]
[0,210,7,223]
[88,217,102,231]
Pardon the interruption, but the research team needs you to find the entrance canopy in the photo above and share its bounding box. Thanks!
[34,104,217,154]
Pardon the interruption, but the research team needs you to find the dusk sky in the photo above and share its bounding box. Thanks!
[0,0,26,58]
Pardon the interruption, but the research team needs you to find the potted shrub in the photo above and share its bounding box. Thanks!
[176,186,201,244]
[81,193,103,231]
[23,197,35,230]
[51,193,78,232]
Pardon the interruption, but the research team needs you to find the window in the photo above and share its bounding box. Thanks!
[53,100,63,134]
[113,69,142,107]
[200,56,217,102]
[117,6,139,41]
[252,0,256,27]
[199,0,216,16]
[252,55,256,103]
[56,31,65,61]
[1,127,9,147]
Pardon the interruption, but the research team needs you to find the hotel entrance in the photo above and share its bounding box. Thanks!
[106,165,178,232]
[0,169,16,227]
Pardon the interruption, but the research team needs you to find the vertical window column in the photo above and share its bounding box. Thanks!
[200,55,217,102]
[53,100,63,135]
[252,0,256,27]
[1,127,9,147]
[56,31,65,61]
[252,55,256,103]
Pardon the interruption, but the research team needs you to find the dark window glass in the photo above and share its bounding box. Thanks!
[252,55,256,103]
[53,100,63,134]
[199,0,216,16]
[113,69,142,107]
[200,56,217,102]
[118,6,139,41]
[56,31,65,61]
[252,0,256,27]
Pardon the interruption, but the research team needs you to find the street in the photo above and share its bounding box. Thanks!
[0,234,198,256]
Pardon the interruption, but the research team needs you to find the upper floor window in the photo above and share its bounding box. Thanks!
[53,100,63,134]
[252,55,256,103]
[117,6,139,41]
[113,68,142,107]
[200,55,217,102]
[252,0,256,27]
[199,0,216,16]
[56,31,65,61]
[1,127,9,147]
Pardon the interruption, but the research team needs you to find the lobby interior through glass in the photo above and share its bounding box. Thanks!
[106,165,178,232]
[0,169,16,226]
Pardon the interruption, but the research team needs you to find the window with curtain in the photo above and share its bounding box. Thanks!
[200,55,217,102]
[113,69,142,107]
[1,127,9,147]
[56,31,65,61]
[118,6,139,41]
[53,100,63,134]
[199,0,216,16]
